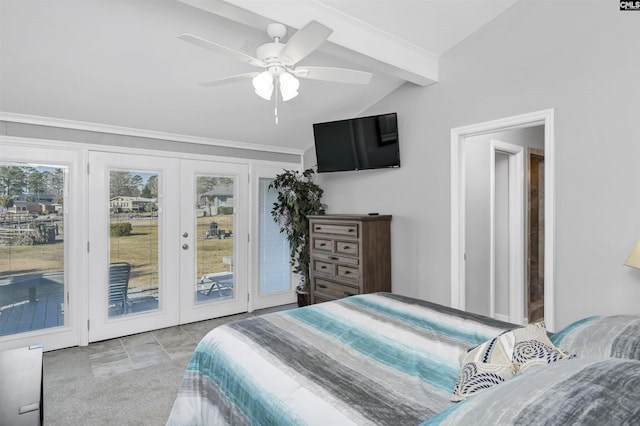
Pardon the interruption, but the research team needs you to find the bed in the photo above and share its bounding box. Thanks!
[167,293,640,425]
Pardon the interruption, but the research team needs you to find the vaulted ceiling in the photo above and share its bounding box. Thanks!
[0,0,518,151]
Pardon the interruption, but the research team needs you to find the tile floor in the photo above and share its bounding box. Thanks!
[55,303,296,380]
[42,303,297,425]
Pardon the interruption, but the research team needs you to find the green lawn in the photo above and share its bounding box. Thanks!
[0,242,64,278]
[1,215,234,289]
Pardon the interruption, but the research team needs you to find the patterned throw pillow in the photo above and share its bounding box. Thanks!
[451,322,574,401]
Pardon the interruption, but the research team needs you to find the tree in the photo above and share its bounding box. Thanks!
[0,166,26,196]
[141,175,158,198]
[196,176,219,195]
[131,175,144,194]
[144,201,158,213]
[0,195,14,209]
[110,171,141,198]
[50,168,64,195]
[27,170,47,200]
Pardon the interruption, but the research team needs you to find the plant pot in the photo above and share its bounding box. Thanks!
[296,290,310,307]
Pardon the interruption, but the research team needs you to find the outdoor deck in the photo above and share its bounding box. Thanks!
[0,272,233,336]
[0,295,64,336]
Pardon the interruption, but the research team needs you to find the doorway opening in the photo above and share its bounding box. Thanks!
[490,141,524,324]
[450,109,556,330]
[527,148,545,323]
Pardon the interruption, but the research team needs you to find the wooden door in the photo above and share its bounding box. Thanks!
[526,148,544,323]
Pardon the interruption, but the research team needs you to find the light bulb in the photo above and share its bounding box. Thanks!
[252,71,273,101]
[279,72,299,102]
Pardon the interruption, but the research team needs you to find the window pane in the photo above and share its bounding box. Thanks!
[194,176,234,303]
[258,178,290,294]
[0,163,65,335]
[108,170,159,317]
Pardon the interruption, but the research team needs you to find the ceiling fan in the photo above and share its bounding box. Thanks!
[178,21,373,103]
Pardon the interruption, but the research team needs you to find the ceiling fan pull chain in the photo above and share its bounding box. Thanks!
[274,78,279,124]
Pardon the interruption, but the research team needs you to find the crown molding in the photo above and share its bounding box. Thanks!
[0,112,305,156]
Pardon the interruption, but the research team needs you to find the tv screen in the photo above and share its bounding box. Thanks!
[313,113,400,173]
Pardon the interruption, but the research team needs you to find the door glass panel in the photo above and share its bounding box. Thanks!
[0,163,66,336]
[194,176,234,304]
[108,170,159,317]
[258,178,290,294]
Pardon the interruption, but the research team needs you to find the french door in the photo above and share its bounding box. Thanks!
[88,152,248,342]
[178,159,248,324]
[0,140,83,351]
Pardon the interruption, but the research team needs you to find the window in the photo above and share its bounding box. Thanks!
[258,178,290,294]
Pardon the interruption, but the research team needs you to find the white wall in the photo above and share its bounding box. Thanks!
[307,0,640,329]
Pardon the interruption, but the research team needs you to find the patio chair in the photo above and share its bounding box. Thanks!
[108,262,131,314]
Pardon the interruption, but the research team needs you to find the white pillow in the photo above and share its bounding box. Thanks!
[451,322,574,401]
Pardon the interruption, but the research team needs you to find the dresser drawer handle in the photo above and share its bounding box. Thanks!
[320,265,327,269]
[320,243,327,247]
[329,256,338,260]
[348,229,354,232]
[343,270,351,275]
[342,245,350,249]
[344,292,355,296]
[318,284,328,289]
[316,226,322,230]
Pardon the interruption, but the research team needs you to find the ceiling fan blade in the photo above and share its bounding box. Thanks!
[279,21,333,66]
[293,67,372,85]
[198,72,259,87]
[178,33,265,67]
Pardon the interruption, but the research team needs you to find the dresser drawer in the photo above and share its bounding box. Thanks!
[314,278,359,299]
[312,294,333,304]
[337,265,359,281]
[313,238,333,252]
[313,253,359,266]
[308,214,392,305]
[312,259,335,275]
[312,222,359,237]
[335,240,358,256]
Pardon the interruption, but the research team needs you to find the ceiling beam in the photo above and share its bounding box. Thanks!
[180,0,438,86]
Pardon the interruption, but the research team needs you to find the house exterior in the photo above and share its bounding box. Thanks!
[200,185,234,215]
[13,193,56,203]
[7,200,53,215]
[109,196,157,213]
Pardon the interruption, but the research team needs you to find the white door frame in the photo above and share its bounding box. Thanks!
[490,140,524,324]
[249,164,298,311]
[88,151,181,342]
[0,137,85,351]
[1,130,302,349]
[178,159,249,324]
[451,109,556,330]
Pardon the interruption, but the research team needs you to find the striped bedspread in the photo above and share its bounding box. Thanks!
[167,293,514,425]
[425,357,640,425]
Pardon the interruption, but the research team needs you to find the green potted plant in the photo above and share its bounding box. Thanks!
[269,168,324,306]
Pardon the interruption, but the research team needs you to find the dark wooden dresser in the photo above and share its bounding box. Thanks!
[308,214,391,304]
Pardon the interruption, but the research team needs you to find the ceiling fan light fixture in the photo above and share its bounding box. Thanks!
[252,71,274,100]
[279,72,299,102]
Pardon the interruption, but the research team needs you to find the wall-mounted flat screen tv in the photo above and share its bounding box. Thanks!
[312,112,400,173]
